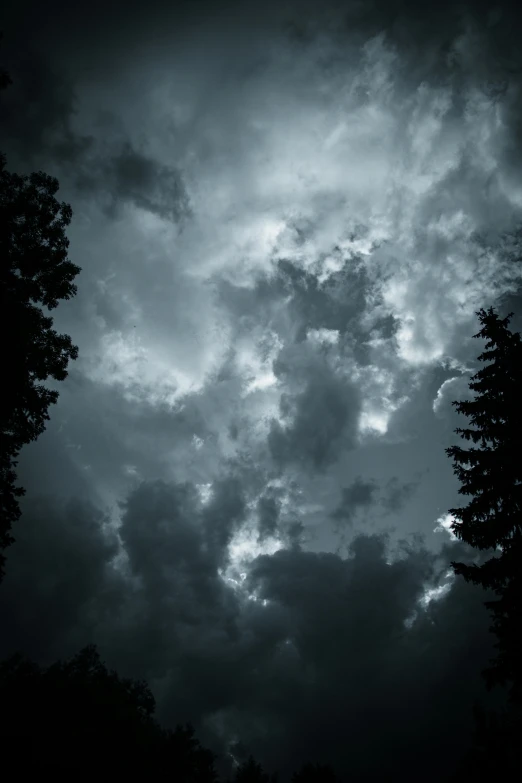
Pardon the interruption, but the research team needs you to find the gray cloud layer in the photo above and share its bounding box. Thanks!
[0,482,502,781]
[2,0,522,780]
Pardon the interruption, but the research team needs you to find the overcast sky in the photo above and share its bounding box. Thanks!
[1,1,522,779]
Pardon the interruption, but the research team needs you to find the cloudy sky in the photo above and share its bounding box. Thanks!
[1,0,522,779]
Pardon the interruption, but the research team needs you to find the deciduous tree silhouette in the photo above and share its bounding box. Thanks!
[0,644,219,779]
[0,65,80,580]
[164,723,220,783]
[292,761,339,783]
[231,755,276,783]
[446,307,522,703]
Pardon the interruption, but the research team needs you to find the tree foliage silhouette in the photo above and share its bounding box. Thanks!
[0,69,80,579]
[164,723,220,783]
[446,307,522,703]
[231,755,276,783]
[292,761,339,783]
[0,644,219,779]
[450,700,521,782]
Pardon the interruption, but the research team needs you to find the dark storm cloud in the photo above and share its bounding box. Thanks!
[114,478,243,685]
[330,476,378,525]
[218,256,379,356]
[340,0,522,89]
[215,275,293,346]
[201,477,247,558]
[219,537,499,781]
[0,476,247,682]
[1,0,249,78]
[0,494,121,664]
[100,477,285,721]
[0,477,503,782]
[15,370,213,506]
[0,51,87,169]
[0,52,189,222]
[76,140,190,223]
[331,474,420,528]
[116,477,245,654]
[118,476,246,607]
[268,369,361,471]
[248,535,429,674]
[119,480,206,584]
[257,494,281,539]
[380,475,420,514]
[16,423,96,504]
[276,258,370,346]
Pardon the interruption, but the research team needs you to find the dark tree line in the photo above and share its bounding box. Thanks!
[0,644,219,779]
[0,643,343,781]
[0,60,80,581]
[447,308,522,704]
[446,308,522,779]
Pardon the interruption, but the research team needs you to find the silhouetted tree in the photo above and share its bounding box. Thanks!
[163,723,220,783]
[0,75,80,578]
[446,307,522,703]
[292,761,339,783]
[231,755,276,783]
[450,700,521,782]
[0,644,219,779]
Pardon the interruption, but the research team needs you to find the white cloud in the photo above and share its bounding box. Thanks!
[434,513,458,541]
[306,327,340,346]
[85,329,200,405]
[219,523,284,604]
[419,570,455,608]
[432,377,459,415]
[196,483,213,505]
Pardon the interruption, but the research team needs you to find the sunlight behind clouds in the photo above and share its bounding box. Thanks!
[228,526,284,569]
[219,524,284,604]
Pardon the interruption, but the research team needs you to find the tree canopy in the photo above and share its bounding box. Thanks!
[0,149,80,580]
[230,755,278,783]
[447,307,522,702]
[0,643,219,779]
[292,762,339,783]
